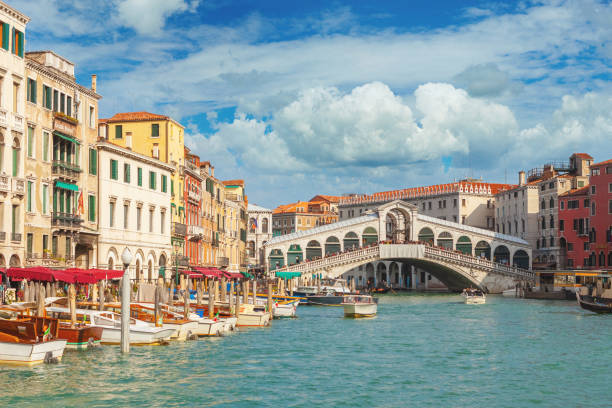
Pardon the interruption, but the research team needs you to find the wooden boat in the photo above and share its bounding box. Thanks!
[342,295,377,318]
[46,307,174,345]
[576,292,612,313]
[462,288,486,304]
[0,316,67,366]
[57,324,103,350]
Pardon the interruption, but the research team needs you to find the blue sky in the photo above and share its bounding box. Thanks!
[14,0,612,208]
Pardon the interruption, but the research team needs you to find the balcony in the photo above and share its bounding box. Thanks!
[12,178,25,195]
[218,257,229,267]
[13,113,23,128]
[11,232,21,242]
[52,161,82,180]
[226,193,241,202]
[0,175,8,192]
[172,222,187,237]
[0,108,7,125]
[173,254,190,267]
[188,189,200,202]
[51,212,82,228]
[187,225,204,240]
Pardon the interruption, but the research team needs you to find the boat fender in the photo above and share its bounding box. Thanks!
[87,337,96,349]
[186,331,198,341]
[44,351,59,364]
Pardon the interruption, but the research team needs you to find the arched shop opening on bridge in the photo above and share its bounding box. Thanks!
[287,244,303,265]
[306,240,322,260]
[269,249,284,270]
[325,236,341,255]
[418,227,434,245]
[343,232,359,250]
[512,250,530,269]
[475,241,491,260]
[437,232,453,250]
[362,227,378,246]
[456,236,472,255]
[493,245,510,265]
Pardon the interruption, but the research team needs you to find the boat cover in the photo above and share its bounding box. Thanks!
[275,271,301,279]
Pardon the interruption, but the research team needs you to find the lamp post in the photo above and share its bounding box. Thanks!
[121,247,133,354]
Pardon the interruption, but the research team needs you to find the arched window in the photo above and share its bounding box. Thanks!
[262,218,269,233]
[549,198,554,208]
[12,137,20,177]
[549,215,554,229]
[599,252,606,267]
[249,218,257,233]
[541,237,546,248]
[549,236,555,247]
[541,200,546,210]
[541,217,546,230]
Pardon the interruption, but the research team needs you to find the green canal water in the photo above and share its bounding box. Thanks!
[2,294,611,407]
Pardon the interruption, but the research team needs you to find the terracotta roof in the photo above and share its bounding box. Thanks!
[222,179,244,186]
[273,201,310,214]
[591,158,612,167]
[310,195,342,203]
[572,153,593,159]
[101,111,171,123]
[559,186,589,197]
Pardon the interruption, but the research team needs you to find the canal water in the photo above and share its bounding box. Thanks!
[2,294,611,407]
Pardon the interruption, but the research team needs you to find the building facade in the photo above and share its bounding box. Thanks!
[222,180,247,273]
[558,186,590,269]
[587,159,612,269]
[24,51,101,269]
[184,149,203,267]
[247,203,272,269]
[96,141,172,279]
[0,3,28,269]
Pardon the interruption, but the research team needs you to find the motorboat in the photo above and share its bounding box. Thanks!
[294,279,351,304]
[57,323,103,350]
[236,303,271,327]
[0,316,67,366]
[306,289,346,306]
[462,288,486,304]
[130,303,199,341]
[342,295,377,318]
[254,296,299,318]
[576,291,612,313]
[502,288,518,297]
[46,307,174,345]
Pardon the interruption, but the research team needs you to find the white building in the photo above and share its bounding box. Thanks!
[0,2,29,269]
[96,142,173,280]
[247,203,272,269]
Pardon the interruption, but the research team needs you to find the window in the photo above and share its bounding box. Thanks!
[27,126,34,158]
[52,236,58,257]
[160,211,165,234]
[560,201,564,210]
[26,233,32,256]
[89,106,95,128]
[152,124,159,137]
[591,202,596,216]
[12,82,18,113]
[137,167,142,186]
[115,125,122,139]
[26,78,36,103]
[149,171,156,190]
[124,163,130,183]
[26,181,32,212]
[428,202,432,210]
[89,148,97,175]
[609,199,612,214]
[541,200,546,210]
[42,235,48,257]
[66,95,72,117]
[88,195,95,222]
[12,141,19,177]
[137,207,141,231]
[43,85,52,109]
[60,92,65,113]
[43,131,49,161]
[549,215,554,229]
[577,180,584,187]
[549,198,554,208]
[12,29,24,57]
[161,175,167,192]
[42,184,48,215]
[149,208,154,232]
[65,237,71,258]
[607,166,612,174]
[567,243,573,251]
[109,201,115,227]
[124,204,129,229]
[53,90,58,112]
[559,219,564,231]
[461,215,466,224]
[609,183,612,193]
[110,159,118,180]
[0,22,8,51]
[591,185,596,195]
[461,199,466,207]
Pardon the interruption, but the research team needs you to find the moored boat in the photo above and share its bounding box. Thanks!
[342,295,377,318]
[462,288,486,304]
[0,316,67,366]
[236,303,271,327]
[576,291,612,313]
[57,324,103,350]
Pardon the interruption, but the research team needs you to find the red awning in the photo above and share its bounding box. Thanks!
[88,269,125,280]
[216,269,242,279]
[7,267,76,283]
[183,270,204,278]
[192,267,221,278]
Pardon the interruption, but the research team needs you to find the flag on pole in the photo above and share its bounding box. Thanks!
[77,191,84,216]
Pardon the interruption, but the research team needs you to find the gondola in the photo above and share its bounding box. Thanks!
[576,291,612,314]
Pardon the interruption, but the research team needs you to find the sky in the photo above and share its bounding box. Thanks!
[13,0,612,209]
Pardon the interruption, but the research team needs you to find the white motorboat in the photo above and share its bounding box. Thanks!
[46,307,175,345]
[272,299,299,318]
[294,279,351,303]
[186,313,225,337]
[462,288,486,304]
[502,288,518,297]
[342,295,377,318]
[236,303,271,327]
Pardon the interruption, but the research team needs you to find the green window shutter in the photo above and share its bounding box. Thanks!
[162,175,167,192]
[88,195,95,222]
[32,79,36,103]
[137,167,142,186]
[152,124,159,137]
[149,171,156,190]
[124,163,130,183]
[53,189,57,212]
[43,132,48,161]
[12,147,17,176]
[11,27,14,54]
[26,79,30,102]
[111,159,118,180]
[115,125,122,139]
[42,184,47,214]
[89,148,97,175]
[171,180,174,195]
[27,127,33,157]
[26,181,32,212]
[2,23,8,50]
[17,30,23,57]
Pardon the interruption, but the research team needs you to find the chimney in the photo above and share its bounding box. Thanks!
[518,171,525,186]
[91,74,97,92]
[211,166,215,177]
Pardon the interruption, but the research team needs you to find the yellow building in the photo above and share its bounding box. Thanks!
[99,112,186,268]
[223,180,247,272]
[24,51,101,268]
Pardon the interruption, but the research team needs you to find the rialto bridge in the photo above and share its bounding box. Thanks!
[263,201,534,293]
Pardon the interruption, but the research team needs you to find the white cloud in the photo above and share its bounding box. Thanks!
[117,0,200,35]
